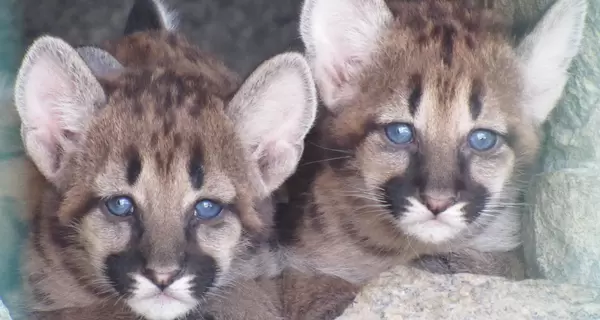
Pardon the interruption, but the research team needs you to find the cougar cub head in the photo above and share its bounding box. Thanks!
[300,0,585,246]
[16,1,316,319]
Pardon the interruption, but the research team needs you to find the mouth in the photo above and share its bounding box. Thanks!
[127,275,198,320]
[397,198,469,244]
[140,291,182,302]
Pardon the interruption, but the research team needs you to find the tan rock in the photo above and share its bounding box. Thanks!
[337,266,600,320]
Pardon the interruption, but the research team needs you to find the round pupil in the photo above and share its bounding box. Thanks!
[468,130,498,151]
[106,196,134,216]
[385,123,414,145]
[195,200,223,220]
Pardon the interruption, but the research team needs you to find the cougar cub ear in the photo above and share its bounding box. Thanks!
[76,46,124,78]
[14,36,107,185]
[516,0,587,125]
[299,0,392,109]
[124,0,178,35]
[228,52,317,196]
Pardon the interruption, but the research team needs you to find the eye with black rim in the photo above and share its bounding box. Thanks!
[105,196,135,217]
[384,123,415,145]
[467,129,499,152]
[194,199,224,220]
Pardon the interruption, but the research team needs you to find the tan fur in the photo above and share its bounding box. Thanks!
[14,0,320,318]
[203,278,283,320]
[21,29,265,313]
[20,12,317,320]
[271,0,588,317]
[28,302,135,320]
[242,1,582,318]
[281,0,531,284]
[279,270,359,320]
[21,158,47,222]
[101,31,240,93]
[202,270,358,320]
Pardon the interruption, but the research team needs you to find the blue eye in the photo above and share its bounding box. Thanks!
[194,200,223,220]
[105,196,135,217]
[385,123,414,145]
[468,129,498,151]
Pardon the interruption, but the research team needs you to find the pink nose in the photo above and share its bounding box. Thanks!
[422,195,456,215]
[143,267,182,290]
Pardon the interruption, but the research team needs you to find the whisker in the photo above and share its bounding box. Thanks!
[301,156,352,166]
[307,141,353,155]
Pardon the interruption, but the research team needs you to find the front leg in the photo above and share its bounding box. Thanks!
[280,269,361,320]
[196,278,283,320]
[29,303,135,320]
[411,248,525,280]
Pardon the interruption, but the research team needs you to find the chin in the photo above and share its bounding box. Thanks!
[127,275,199,320]
[128,296,196,320]
[397,197,469,245]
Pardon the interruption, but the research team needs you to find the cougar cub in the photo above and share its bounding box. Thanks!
[277,0,586,284]
[16,0,316,319]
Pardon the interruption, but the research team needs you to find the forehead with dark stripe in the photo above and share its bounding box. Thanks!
[122,141,205,190]
[378,1,506,120]
[102,69,224,189]
[405,72,485,120]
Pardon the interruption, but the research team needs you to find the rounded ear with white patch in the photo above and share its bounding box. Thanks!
[124,0,178,35]
[516,0,587,125]
[299,0,393,110]
[227,53,317,195]
[14,36,107,185]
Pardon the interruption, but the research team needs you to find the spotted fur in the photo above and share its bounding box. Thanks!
[17,1,316,319]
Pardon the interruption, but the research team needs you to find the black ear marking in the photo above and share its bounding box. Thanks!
[124,0,172,35]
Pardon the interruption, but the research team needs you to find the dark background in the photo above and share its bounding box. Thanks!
[23,0,304,76]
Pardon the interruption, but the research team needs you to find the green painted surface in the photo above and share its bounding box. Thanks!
[0,0,22,75]
[0,0,24,319]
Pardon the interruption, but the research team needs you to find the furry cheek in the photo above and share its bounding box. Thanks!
[357,137,413,190]
[80,212,132,272]
[469,149,515,199]
[195,213,243,286]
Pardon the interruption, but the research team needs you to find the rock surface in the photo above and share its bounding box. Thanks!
[522,0,600,286]
[337,266,600,320]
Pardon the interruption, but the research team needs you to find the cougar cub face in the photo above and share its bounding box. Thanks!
[72,71,257,318]
[300,0,585,246]
[16,1,316,319]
